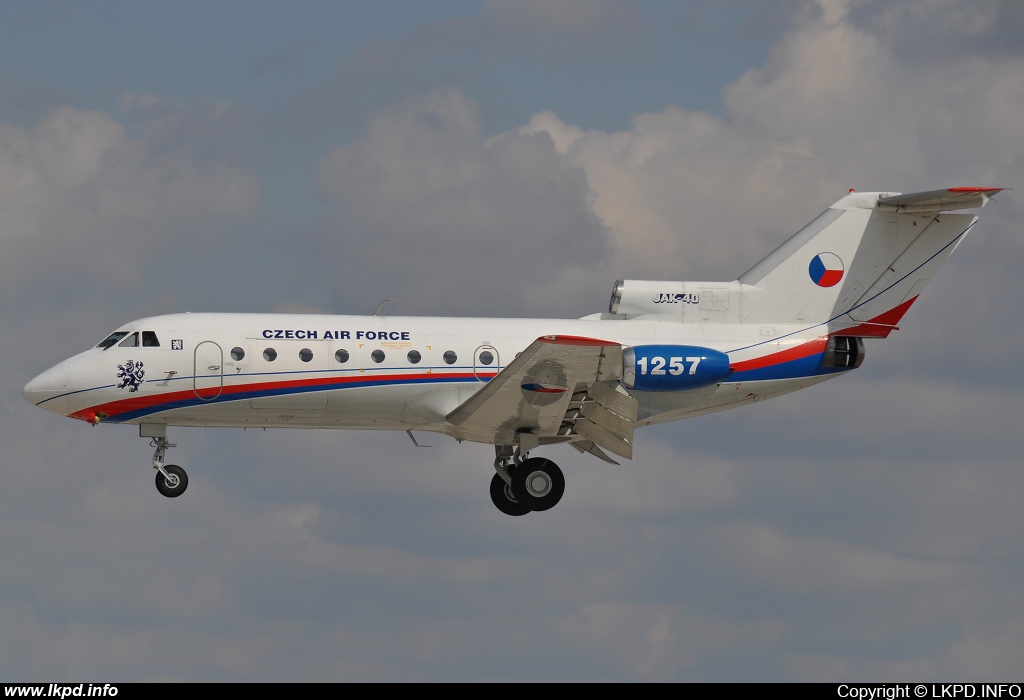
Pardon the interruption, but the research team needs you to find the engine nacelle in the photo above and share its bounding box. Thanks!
[622,345,731,391]
[608,279,747,322]
[609,279,693,316]
[822,336,865,368]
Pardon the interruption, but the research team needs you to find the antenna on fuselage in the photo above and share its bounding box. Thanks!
[372,299,395,316]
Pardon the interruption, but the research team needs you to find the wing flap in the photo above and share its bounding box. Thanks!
[575,420,634,459]
[570,440,621,465]
[562,380,637,460]
[588,380,638,421]
[579,401,634,436]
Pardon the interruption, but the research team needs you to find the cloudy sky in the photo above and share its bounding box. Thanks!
[4,0,1023,681]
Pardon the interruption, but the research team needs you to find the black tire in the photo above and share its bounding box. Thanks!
[155,464,188,498]
[511,457,564,512]
[490,465,530,516]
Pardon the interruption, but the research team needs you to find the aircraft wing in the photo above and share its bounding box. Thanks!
[446,335,636,459]
[877,187,1003,212]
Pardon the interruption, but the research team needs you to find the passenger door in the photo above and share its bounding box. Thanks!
[193,341,223,400]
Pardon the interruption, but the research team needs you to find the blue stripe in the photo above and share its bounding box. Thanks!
[728,353,849,382]
[105,374,485,423]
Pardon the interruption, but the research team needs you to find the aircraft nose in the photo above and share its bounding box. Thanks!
[23,361,70,414]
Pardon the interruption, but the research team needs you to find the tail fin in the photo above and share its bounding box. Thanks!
[738,187,1002,335]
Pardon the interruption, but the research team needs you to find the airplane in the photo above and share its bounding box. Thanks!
[23,187,1003,515]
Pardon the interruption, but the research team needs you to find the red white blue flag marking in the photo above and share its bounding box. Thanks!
[521,383,567,394]
[809,252,844,287]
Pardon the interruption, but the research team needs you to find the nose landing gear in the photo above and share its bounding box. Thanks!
[155,463,188,497]
[143,424,188,498]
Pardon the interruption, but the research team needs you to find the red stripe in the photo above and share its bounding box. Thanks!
[537,335,617,346]
[833,296,918,338]
[947,187,1002,193]
[730,337,829,372]
[69,371,492,422]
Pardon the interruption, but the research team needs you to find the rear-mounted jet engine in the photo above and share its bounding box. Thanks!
[622,345,731,391]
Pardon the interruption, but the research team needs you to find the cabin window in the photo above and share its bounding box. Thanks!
[335,349,349,364]
[118,332,139,348]
[371,349,385,363]
[443,350,457,365]
[407,350,421,364]
[478,350,494,365]
[263,348,277,362]
[231,347,245,361]
[299,348,313,363]
[142,331,160,347]
[97,331,129,349]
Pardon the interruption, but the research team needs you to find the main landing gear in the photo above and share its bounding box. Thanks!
[490,445,565,516]
[143,425,188,498]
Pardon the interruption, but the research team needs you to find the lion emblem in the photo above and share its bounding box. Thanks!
[116,359,145,392]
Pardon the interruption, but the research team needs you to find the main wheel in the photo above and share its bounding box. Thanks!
[511,457,564,512]
[490,465,530,516]
[155,464,188,498]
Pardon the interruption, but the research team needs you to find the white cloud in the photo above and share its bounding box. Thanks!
[315,87,613,316]
[0,106,259,296]
[510,0,1023,286]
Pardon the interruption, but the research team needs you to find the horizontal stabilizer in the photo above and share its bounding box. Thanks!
[878,187,1002,212]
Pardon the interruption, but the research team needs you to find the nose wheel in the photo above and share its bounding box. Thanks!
[149,433,189,498]
[155,464,189,497]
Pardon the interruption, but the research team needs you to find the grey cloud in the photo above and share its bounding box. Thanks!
[851,0,1024,64]
[0,71,81,125]
[120,92,270,169]
[0,107,260,304]
[311,88,613,317]
[718,522,970,593]
[290,1,649,134]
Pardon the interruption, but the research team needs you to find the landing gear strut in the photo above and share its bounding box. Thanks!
[490,445,564,516]
[491,445,529,516]
[146,427,188,498]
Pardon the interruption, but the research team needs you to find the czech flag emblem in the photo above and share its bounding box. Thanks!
[809,253,844,287]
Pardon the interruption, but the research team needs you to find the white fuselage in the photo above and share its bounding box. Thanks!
[24,312,848,443]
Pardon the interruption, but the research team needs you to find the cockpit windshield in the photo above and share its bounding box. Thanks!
[97,330,161,349]
[97,331,130,349]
